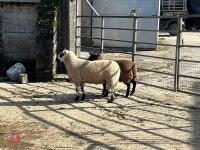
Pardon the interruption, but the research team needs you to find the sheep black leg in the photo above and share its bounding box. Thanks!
[125,83,130,98]
[108,94,114,103]
[104,90,109,97]
[102,83,108,97]
[131,80,137,95]
[81,83,85,100]
[102,83,106,96]
[75,88,80,102]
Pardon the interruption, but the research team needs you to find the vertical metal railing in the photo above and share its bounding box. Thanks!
[75,0,78,54]
[75,12,200,95]
[100,17,105,51]
[75,0,104,52]
[84,0,105,51]
[131,10,137,61]
[174,16,183,91]
[178,15,200,95]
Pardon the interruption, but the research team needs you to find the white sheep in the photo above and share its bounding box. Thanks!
[57,50,121,103]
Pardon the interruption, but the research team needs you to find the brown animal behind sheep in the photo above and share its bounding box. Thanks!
[88,52,137,97]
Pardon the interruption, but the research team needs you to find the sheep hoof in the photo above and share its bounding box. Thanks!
[103,94,108,97]
[81,94,85,100]
[75,95,80,102]
[103,90,109,97]
[130,90,135,95]
[107,95,114,103]
[125,93,129,98]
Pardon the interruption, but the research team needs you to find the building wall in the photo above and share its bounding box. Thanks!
[92,0,160,49]
[0,0,40,2]
[69,0,75,52]
[0,0,79,80]
[1,2,38,60]
[81,0,92,47]
[69,0,80,55]
[0,11,3,54]
[68,0,93,54]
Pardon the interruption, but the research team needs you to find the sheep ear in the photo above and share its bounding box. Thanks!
[64,49,70,55]
[89,52,95,56]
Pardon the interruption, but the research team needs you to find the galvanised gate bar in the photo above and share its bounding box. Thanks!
[75,0,200,95]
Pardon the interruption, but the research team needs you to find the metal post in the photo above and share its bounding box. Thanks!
[174,16,182,91]
[75,0,81,55]
[101,17,105,51]
[131,10,137,61]
[90,0,93,47]
[75,0,78,53]
[84,0,99,16]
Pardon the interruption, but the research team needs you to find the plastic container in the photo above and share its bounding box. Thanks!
[6,63,26,81]
[18,74,28,84]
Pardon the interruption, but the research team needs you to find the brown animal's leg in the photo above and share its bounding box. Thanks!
[75,88,80,101]
[81,83,85,100]
[131,80,136,95]
[125,83,130,98]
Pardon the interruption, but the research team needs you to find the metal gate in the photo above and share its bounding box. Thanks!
[179,28,200,94]
[75,0,200,95]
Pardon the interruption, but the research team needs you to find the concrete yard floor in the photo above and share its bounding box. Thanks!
[0,81,200,150]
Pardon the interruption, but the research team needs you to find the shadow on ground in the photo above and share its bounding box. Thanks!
[191,81,200,150]
[0,82,199,149]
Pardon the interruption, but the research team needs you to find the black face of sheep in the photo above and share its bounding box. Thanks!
[57,50,67,63]
[56,57,61,63]
[59,51,66,58]
[88,52,137,98]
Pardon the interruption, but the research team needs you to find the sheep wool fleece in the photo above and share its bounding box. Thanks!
[63,51,121,90]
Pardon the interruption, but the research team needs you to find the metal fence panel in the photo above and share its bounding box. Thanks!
[135,52,176,90]
[179,43,200,94]
[75,2,200,95]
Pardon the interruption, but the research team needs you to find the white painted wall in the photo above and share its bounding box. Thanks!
[92,0,160,49]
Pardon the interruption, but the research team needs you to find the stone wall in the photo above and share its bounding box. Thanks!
[1,3,38,60]
[0,0,40,2]
[0,2,39,80]
[68,0,92,56]
[0,0,80,81]
[81,0,92,47]
[69,0,79,54]
[0,11,3,54]
[0,11,4,74]
[0,1,59,81]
